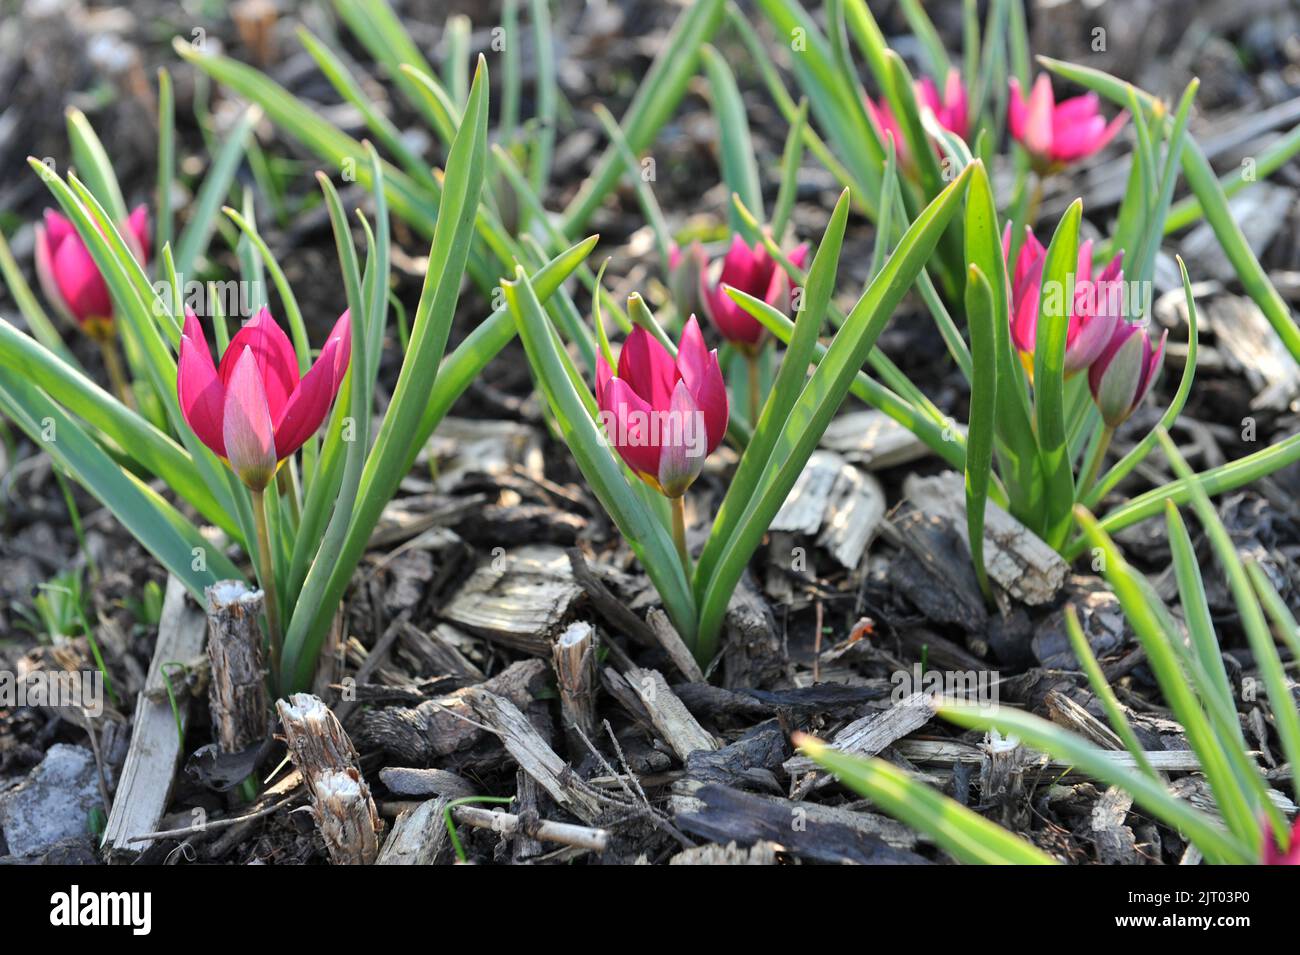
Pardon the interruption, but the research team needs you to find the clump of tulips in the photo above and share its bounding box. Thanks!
[0,60,593,694]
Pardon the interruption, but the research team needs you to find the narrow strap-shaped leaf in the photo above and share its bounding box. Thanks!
[0,318,236,538]
[282,59,491,691]
[695,164,976,658]
[941,701,1252,864]
[174,105,259,278]
[561,0,727,235]
[156,68,175,264]
[701,45,764,237]
[798,735,1057,864]
[0,369,241,596]
[1063,605,1159,779]
[1073,505,1262,848]
[1032,199,1081,548]
[965,162,1041,520]
[526,0,557,194]
[694,190,850,602]
[1155,429,1300,806]
[506,265,696,638]
[963,264,997,599]
[65,107,129,224]
[297,27,434,189]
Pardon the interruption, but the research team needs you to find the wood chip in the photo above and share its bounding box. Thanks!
[770,450,885,569]
[624,667,718,761]
[784,692,933,776]
[377,797,452,865]
[463,687,603,824]
[904,471,1068,605]
[1203,294,1300,409]
[441,544,583,654]
[102,577,207,859]
[820,409,935,470]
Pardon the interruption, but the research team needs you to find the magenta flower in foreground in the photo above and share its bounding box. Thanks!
[1088,316,1166,429]
[1009,74,1128,173]
[701,236,809,350]
[35,205,150,340]
[1263,819,1300,865]
[178,307,351,490]
[1004,225,1125,376]
[596,317,728,498]
[866,68,969,170]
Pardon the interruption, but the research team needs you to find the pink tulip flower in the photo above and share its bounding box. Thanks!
[1004,225,1125,376]
[178,306,351,491]
[34,205,150,340]
[1088,316,1166,429]
[866,67,969,170]
[1263,819,1300,865]
[595,316,728,498]
[1009,74,1128,173]
[700,235,809,350]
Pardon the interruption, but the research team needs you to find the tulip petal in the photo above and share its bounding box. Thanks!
[43,210,75,250]
[601,376,663,479]
[1025,74,1055,158]
[657,379,708,497]
[595,352,613,406]
[219,306,299,423]
[675,316,729,453]
[177,310,227,457]
[1008,78,1028,141]
[125,204,151,263]
[222,345,278,489]
[617,324,679,408]
[273,338,342,459]
[33,221,76,325]
[1090,324,1144,427]
[325,309,352,390]
[51,226,113,323]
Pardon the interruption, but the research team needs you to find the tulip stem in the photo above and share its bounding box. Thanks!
[250,488,282,687]
[745,351,761,427]
[99,336,134,410]
[1078,425,1115,499]
[670,495,692,577]
[1026,174,1045,229]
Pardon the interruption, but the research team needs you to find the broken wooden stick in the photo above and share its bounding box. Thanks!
[551,621,597,750]
[624,667,717,762]
[453,804,609,852]
[205,580,268,753]
[463,687,604,823]
[277,693,383,865]
[377,801,610,854]
[377,798,452,864]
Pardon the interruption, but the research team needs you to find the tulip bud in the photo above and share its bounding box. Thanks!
[1087,320,1166,428]
[33,205,151,340]
[667,241,707,324]
[700,235,808,351]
